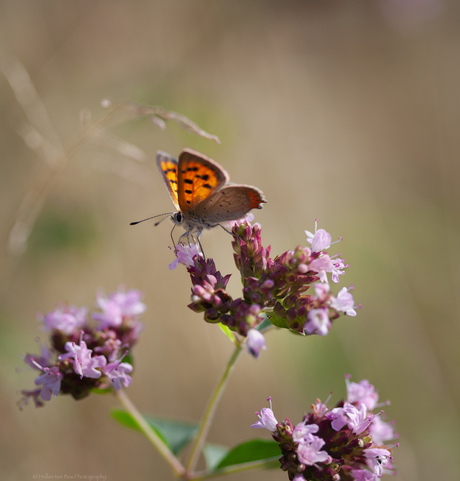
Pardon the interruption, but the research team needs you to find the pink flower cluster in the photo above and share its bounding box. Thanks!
[171,220,357,358]
[252,377,398,481]
[18,287,145,409]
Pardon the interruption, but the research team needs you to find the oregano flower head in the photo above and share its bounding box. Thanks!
[251,377,398,481]
[18,286,144,409]
[172,219,358,353]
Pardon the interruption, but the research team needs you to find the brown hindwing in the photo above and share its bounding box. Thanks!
[193,184,266,224]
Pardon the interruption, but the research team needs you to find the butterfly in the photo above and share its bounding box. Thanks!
[131,148,266,249]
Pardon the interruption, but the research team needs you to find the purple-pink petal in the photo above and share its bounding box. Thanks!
[34,366,62,401]
[251,407,278,432]
[297,435,328,465]
[347,378,378,410]
[40,305,87,335]
[305,308,331,336]
[369,417,395,445]
[246,329,267,358]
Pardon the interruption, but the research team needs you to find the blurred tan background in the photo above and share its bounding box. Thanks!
[1,1,459,480]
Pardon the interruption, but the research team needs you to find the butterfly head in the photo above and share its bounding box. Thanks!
[171,212,184,227]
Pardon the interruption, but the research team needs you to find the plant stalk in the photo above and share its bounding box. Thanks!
[185,344,243,474]
[114,388,185,478]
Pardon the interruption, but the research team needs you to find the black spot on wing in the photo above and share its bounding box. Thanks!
[184,179,193,184]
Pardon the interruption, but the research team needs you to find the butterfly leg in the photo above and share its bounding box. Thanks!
[178,228,195,246]
[196,228,206,261]
[186,229,193,246]
[177,231,188,245]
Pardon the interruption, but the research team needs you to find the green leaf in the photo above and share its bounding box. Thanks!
[219,323,237,344]
[214,439,280,470]
[110,408,198,455]
[267,314,289,329]
[203,443,230,471]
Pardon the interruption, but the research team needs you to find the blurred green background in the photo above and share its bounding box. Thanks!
[1,1,459,480]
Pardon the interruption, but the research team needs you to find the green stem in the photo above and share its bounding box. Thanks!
[190,458,280,480]
[185,344,244,474]
[114,388,185,478]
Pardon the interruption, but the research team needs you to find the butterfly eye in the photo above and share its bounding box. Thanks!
[173,212,183,225]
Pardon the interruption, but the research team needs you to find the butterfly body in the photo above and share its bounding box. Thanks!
[156,149,266,239]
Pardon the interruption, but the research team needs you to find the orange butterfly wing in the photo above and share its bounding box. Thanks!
[156,151,180,210]
[177,149,229,214]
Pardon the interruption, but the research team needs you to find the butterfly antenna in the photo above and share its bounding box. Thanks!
[154,215,171,227]
[130,213,174,226]
[218,223,243,242]
[218,223,235,237]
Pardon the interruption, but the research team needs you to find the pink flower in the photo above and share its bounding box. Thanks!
[331,403,372,435]
[347,378,378,410]
[306,228,331,253]
[39,305,87,335]
[58,334,107,379]
[227,213,254,228]
[314,282,330,301]
[312,399,329,417]
[93,287,146,328]
[251,398,278,432]
[292,476,306,481]
[34,366,62,401]
[351,469,377,481]
[103,358,133,390]
[330,287,357,316]
[109,287,146,316]
[344,403,373,435]
[169,243,202,270]
[93,298,123,327]
[369,417,395,445]
[23,342,52,370]
[308,255,333,283]
[331,257,346,283]
[304,308,331,336]
[246,329,267,358]
[297,435,328,465]
[330,406,348,431]
[364,448,392,477]
[293,421,319,443]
